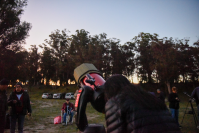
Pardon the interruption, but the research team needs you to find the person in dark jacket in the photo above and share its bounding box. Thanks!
[104,74,181,133]
[156,89,165,103]
[0,78,9,133]
[61,98,75,124]
[8,82,32,133]
[168,86,181,128]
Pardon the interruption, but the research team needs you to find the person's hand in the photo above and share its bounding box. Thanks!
[13,100,17,103]
[175,97,179,101]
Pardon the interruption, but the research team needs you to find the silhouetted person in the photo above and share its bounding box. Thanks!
[0,78,9,133]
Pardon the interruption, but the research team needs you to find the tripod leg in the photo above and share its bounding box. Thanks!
[181,101,190,124]
[190,102,198,127]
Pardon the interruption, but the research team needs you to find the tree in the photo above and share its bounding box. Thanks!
[176,39,194,83]
[0,0,31,50]
[132,32,158,83]
[39,44,56,86]
[0,0,31,83]
[44,29,72,86]
[90,33,112,79]
[28,45,40,86]
[151,37,179,93]
[190,40,199,83]
[69,29,90,66]
[120,42,135,77]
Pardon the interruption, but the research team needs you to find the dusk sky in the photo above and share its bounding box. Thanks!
[21,0,199,51]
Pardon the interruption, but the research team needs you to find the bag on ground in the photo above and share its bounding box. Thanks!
[54,116,61,124]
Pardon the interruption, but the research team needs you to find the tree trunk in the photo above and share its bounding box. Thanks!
[148,72,152,83]
[166,81,171,94]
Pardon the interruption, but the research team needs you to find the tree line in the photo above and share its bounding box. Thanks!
[0,0,199,93]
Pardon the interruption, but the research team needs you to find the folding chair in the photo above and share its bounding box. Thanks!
[61,110,74,125]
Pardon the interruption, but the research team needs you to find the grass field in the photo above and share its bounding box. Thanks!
[4,85,199,133]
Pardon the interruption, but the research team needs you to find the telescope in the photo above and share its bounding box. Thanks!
[181,92,198,127]
[74,63,106,133]
[183,92,191,98]
[183,92,195,102]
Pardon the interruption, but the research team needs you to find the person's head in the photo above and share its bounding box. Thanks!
[66,98,70,103]
[16,82,23,92]
[104,74,167,110]
[104,74,131,100]
[157,89,161,93]
[0,78,9,91]
[172,86,177,93]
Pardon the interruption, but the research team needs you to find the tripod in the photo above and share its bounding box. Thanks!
[181,97,198,128]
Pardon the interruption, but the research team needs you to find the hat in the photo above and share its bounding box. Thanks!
[157,89,161,91]
[66,98,70,101]
[16,82,23,88]
[0,78,9,85]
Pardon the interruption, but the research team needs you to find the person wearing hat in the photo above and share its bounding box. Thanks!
[61,98,75,124]
[0,78,9,133]
[8,82,32,133]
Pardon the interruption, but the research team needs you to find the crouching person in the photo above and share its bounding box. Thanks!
[61,98,75,124]
[8,82,32,133]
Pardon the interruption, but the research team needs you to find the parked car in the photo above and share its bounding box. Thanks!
[53,93,62,99]
[65,92,75,99]
[42,93,53,99]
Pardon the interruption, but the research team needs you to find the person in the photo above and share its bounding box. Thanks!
[156,89,165,103]
[8,82,32,133]
[168,86,181,128]
[0,78,9,133]
[191,87,199,117]
[104,74,181,133]
[61,98,75,124]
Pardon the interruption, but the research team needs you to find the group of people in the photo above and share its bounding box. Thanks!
[151,85,198,129]
[156,86,181,128]
[103,75,199,133]
[0,79,32,133]
[0,75,198,133]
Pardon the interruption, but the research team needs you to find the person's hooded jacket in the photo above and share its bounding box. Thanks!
[105,95,181,133]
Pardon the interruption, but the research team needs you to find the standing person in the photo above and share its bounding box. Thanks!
[0,78,9,133]
[157,89,165,103]
[168,86,181,128]
[104,74,181,133]
[61,98,75,124]
[8,82,32,133]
